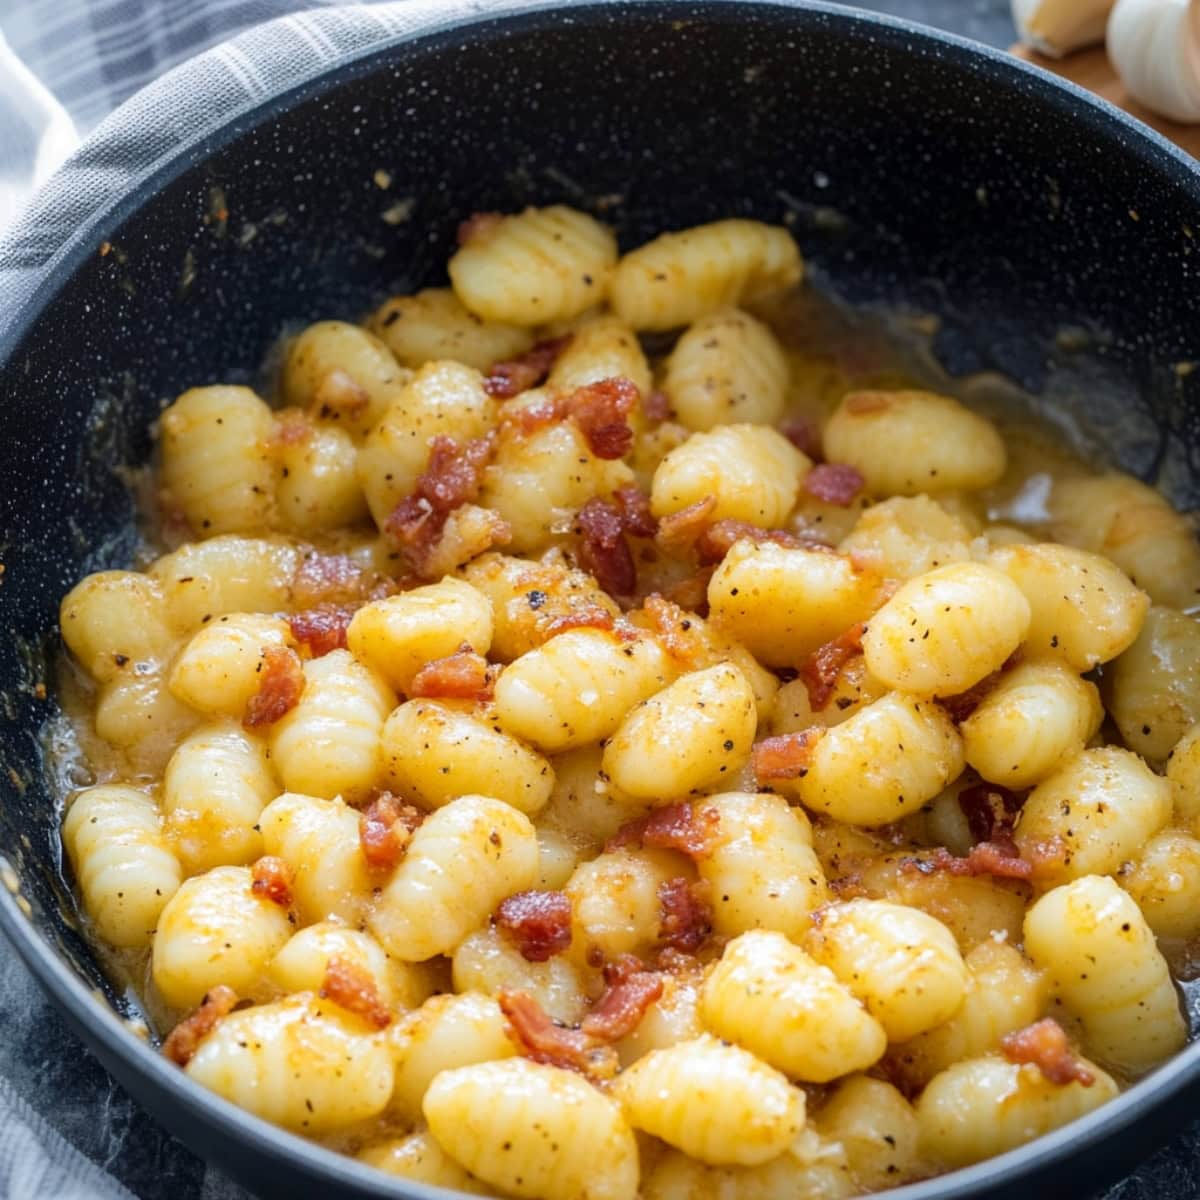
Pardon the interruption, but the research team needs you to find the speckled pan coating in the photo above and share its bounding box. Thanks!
[1,3,1199,1198]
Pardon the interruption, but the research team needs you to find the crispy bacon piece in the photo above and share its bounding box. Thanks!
[320,955,392,1029]
[800,623,866,711]
[484,335,572,398]
[902,837,1032,882]
[288,603,357,658]
[542,605,616,636]
[613,485,658,539]
[313,368,370,420]
[936,652,1020,722]
[606,803,721,859]
[695,520,826,566]
[565,378,639,459]
[657,877,712,953]
[162,985,238,1067]
[643,389,671,423]
[292,551,396,608]
[495,890,573,962]
[781,417,821,459]
[581,954,664,1040]
[640,593,699,661]
[958,783,1025,843]
[576,497,637,598]
[752,729,825,782]
[499,989,617,1079]
[804,463,865,507]
[359,792,424,872]
[250,855,294,908]
[457,211,502,245]
[243,646,305,729]
[409,643,494,701]
[656,496,718,551]
[1001,1018,1095,1087]
[502,395,564,437]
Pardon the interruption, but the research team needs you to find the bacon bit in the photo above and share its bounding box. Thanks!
[640,593,698,661]
[250,855,294,908]
[313,368,370,419]
[606,803,721,859]
[804,463,865,507]
[958,783,1025,843]
[385,433,496,574]
[576,497,637,598]
[484,335,572,398]
[643,389,671,423]
[565,377,639,459]
[613,485,658,539]
[502,395,565,436]
[457,211,503,245]
[1001,1018,1095,1087]
[844,392,893,415]
[409,643,494,701]
[581,955,664,1040]
[359,792,424,872]
[752,729,825,782]
[657,877,712,953]
[292,552,396,608]
[288,604,357,657]
[781,417,821,459]
[800,622,866,711]
[274,410,312,445]
[902,837,1032,882]
[243,646,305,729]
[656,496,718,551]
[162,986,238,1067]
[542,605,616,636]
[663,566,716,615]
[495,890,573,962]
[319,956,392,1029]
[695,520,827,566]
[499,990,617,1079]
[936,673,1003,724]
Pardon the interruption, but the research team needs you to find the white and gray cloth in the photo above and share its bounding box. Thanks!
[0,1,1192,1197]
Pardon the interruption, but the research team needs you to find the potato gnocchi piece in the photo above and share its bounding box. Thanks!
[916,1053,1117,1169]
[346,576,492,693]
[639,1139,855,1200]
[613,1034,806,1166]
[160,386,276,536]
[269,923,413,1008]
[60,571,175,683]
[784,692,964,826]
[1013,747,1171,887]
[186,994,394,1134]
[161,721,278,874]
[695,792,827,941]
[1167,721,1200,833]
[424,1058,639,1200]
[602,663,757,801]
[960,661,1103,788]
[63,786,182,949]
[493,629,671,753]
[813,1076,921,1191]
[650,423,809,528]
[449,205,618,326]
[167,613,294,717]
[701,931,887,1082]
[548,312,653,396]
[989,542,1148,670]
[268,649,394,802]
[92,671,200,776]
[1024,875,1187,1074]
[610,219,802,332]
[280,319,409,435]
[839,495,973,579]
[382,700,554,815]
[259,791,373,926]
[1118,830,1200,940]
[823,389,1006,497]
[708,541,882,666]
[358,1130,492,1192]
[768,658,888,736]
[862,561,1031,697]
[368,287,533,371]
[616,970,704,1067]
[1105,606,1200,763]
[369,794,539,961]
[662,308,789,430]
[273,415,367,535]
[151,865,292,1010]
[805,899,968,1042]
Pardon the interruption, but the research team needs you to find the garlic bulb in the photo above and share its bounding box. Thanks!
[1108,0,1200,122]
[1012,0,1115,56]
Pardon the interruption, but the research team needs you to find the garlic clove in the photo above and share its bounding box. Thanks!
[1012,0,1116,56]
[1108,0,1200,122]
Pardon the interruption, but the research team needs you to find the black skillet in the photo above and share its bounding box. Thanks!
[1,2,1199,1196]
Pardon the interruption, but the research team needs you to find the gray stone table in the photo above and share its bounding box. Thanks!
[2,1,1196,1197]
